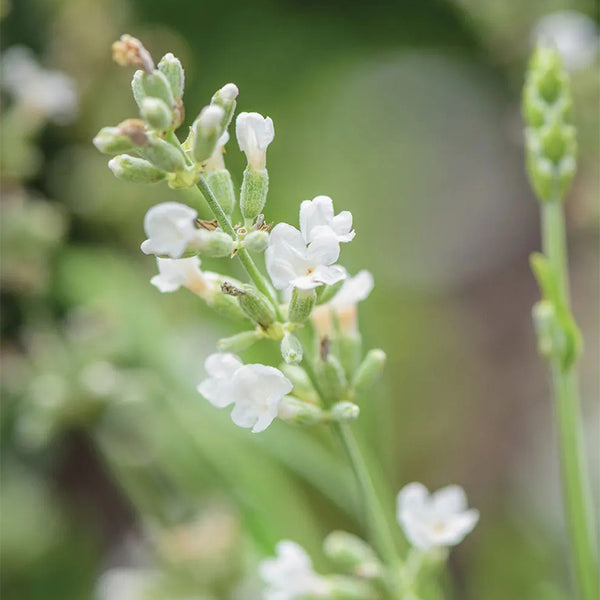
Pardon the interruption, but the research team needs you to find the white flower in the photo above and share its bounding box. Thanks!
[266,223,346,291]
[141,202,198,258]
[259,540,329,600]
[300,195,355,244]
[311,270,373,335]
[151,256,203,292]
[236,112,274,170]
[0,46,78,124]
[206,131,230,171]
[197,353,292,433]
[533,11,599,71]
[396,482,479,551]
[95,568,155,600]
[198,104,225,130]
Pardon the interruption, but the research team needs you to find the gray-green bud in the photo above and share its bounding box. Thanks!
[93,126,136,154]
[205,169,236,216]
[532,300,563,360]
[108,154,167,183]
[352,349,386,393]
[140,97,172,130]
[158,53,184,100]
[192,105,225,163]
[330,401,359,423]
[326,576,378,600]
[139,134,186,172]
[195,230,235,257]
[132,69,175,110]
[323,531,381,577]
[280,333,303,364]
[240,166,268,223]
[217,330,261,353]
[287,287,316,324]
[242,230,269,253]
[208,290,249,322]
[279,364,318,403]
[210,83,239,130]
[316,354,347,402]
[278,396,324,426]
[222,282,276,329]
[316,279,344,305]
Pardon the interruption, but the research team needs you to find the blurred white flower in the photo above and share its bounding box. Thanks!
[533,11,599,71]
[396,482,479,551]
[259,540,329,600]
[151,256,203,292]
[0,46,78,124]
[266,223,346,291]
[95,568,155,600]
[312,270,374,335]
[197,353,292,432]
[300,195,355,243]
[236,112,274,169]
[141,202,198,258]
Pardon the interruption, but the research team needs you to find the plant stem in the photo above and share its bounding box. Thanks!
[540,199,598,600]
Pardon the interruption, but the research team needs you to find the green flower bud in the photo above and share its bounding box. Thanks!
[140,97,172,130]
[108,154,167,183]
[539,119,576,165]
[287,287,316,324]
[330,401,359,422]
[158,52,184,99]
[192,105,225,163]
[532,300,563,360]
[337,333,362,378]
[316,279,344,305]
[205,169,236,216]
[222,282,276,329]
[279,364,318,403]
[280,333,303,364]
[208,291,248,322]
[316,354,347,402]
[139,135,186,172]
[326,576,378,600]
[240,166,268,223]
[323,531,381,577]
[132,69,174,110]
[242,230,269,253]
[195,230,235,257]
[217,330,261,353]
[93,126,136,154]
[352,349,386,393]
[210,83,238,130]
[278,396,324,426]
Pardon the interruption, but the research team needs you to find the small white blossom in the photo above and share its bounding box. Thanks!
[396,482,479,551]
[141,202,198,258]
[300,195,355,244]
[259,540,329,600]
[236,112,274,170]
[95,568,155,600]
[151,256,203,292]
[219,82,239,102]
[312,270,373,335]
[1,46,78,124]
[533,11,599,71]
[198,104,225,130]
[197,353,292,433]
[265,223,346,291]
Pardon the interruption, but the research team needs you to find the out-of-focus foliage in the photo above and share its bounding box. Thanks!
[1,0,598,599]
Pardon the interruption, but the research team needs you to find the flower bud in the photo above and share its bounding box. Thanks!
[217,330,261,353]
[242,230,268,253]
[316,279,345,305]
[157,52,184,99]
[532,300,563,360]
[208,290,249,321]
[139,135,186,172]
[330,401,359,422]
[287,288,316,324]
[222,282,276,329]
[352,349,386,393]
[323,531,381,577]
[326,576,378,600]
[192,105,225,163]
[316,354,347,402]
[112,34,154,72]
[279,364,318,403]
[338,334,362,378]
[278,396,324,426]
[240,166,269,223]
[140,97,172,130]
[131,69,174,111]
[194,230,235,257]
[93,126,136,154]
[108,154,167,183]
[205,169,236,216]
[280,333,303,364]
[210,82,239,130]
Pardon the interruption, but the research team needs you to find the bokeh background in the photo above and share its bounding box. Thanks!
[1,0,598,598]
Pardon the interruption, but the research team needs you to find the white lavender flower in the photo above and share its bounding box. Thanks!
[300,195,355,244]
[236,112,274,170]
[140,202,198,258]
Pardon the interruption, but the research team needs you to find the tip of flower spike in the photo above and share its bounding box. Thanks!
[112,34,154,73]
[220,83,239,101]
[199,105,225,129]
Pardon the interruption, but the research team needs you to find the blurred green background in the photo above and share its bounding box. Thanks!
[1,0,598,598]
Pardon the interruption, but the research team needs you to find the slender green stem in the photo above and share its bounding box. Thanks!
[540,199,598,600]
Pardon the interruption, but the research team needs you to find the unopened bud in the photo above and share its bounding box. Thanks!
[338,334,362,378]
[108,154,167,183]
[242,230,268,253]
[287,288,316,324]
[217,330,261,353]
[140,97,172,130]
[316,279,345,305]
[158,52,184,99]
[208,290,249,322]
[280,333,303,364]
[532,300,562,359]
[240,166,268,223]
[192,105,225,163]
[139,135,186,172]
[118,118,148,146]
[205,169,236,216]
[316,354,347,402]
[93,126,136,154]
[193,230,234,257]
[279,364,318,403]
[222,283,276,329]
[211,82,239,129]
[132,69,174,111]
[278,396,324,426]
[326,576,378,600]
[112,34,154,72]
[352,349,386,393]
[330,401,359,422]
[323,531,381,577]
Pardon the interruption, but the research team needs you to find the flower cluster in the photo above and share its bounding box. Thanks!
[94,35,479,600]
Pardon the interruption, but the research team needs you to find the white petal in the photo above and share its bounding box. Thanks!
[299,196,334,242]
[331,210,355,242]
[433,508,480,546]
[306,226,340,266]
[310,265,346,287]
[205,352,243,378]
[197,377,236,408]
[331,270,374,308]
[397,482,429,517]
[431,484,468,515]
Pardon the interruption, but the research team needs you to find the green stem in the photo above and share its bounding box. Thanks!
[540,200,598,600]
